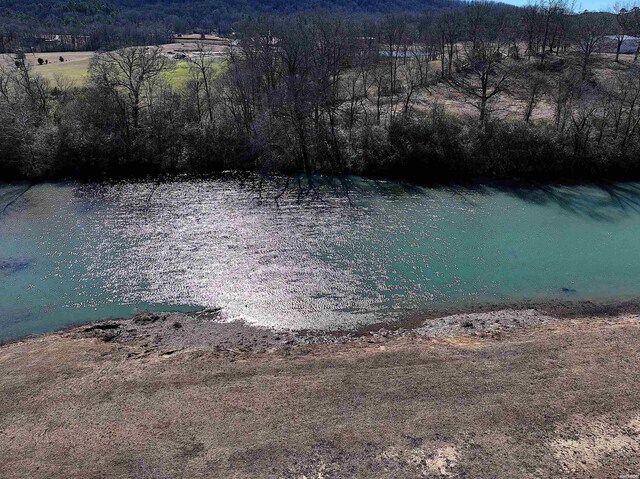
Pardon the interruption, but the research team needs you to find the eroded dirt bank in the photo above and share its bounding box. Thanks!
[1,312,640,478]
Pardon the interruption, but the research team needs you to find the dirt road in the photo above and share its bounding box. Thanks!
[1,314,639,478]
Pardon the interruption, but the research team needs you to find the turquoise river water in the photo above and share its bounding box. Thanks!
[2,177,640,340]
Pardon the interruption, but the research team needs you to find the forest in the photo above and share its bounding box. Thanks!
[2,1,640,183]
[0,0,460,51]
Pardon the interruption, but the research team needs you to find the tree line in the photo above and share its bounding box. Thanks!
[0,0,459,52]
[3,2,640,183]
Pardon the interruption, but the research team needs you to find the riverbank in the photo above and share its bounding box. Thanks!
[2,308,640,478]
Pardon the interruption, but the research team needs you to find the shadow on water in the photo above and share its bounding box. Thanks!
[0,183,33,218]
[291,177,640,222]
[323,178,640,221]
[239,174,428,206]
[6,176,640,222]
[489,182,640,222]
[322,175,426,198]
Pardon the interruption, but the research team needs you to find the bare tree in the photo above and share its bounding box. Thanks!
[89,46,172,131]
[522,2,543,59]
[519,64,548,122]
[435,8,461,79]
[608,66,640,149]
[567,85,602,156]
[188,43,219,123]
[0,62,56,176]
[4,61,49,114]
[379,14,411,94]
[572,12,611,79]
[448,3,513,126]
[612,4,639,62]
[535,0,573,65]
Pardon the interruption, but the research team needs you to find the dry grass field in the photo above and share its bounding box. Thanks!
[1,312,640,478]
[412,52,640,123]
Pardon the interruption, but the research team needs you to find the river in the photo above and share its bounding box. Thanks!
[2,176,640,340]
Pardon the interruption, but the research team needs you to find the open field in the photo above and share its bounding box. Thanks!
[161,59,226,87]
[1,311,640,478]
[0,51,93,85]
[0,41,228,87]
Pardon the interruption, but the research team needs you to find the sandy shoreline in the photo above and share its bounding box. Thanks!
[2,307,640,477]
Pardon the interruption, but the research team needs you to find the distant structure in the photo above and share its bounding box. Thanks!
[602,36,640,55]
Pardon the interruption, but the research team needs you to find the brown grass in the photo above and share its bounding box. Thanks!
[1,315,640,478]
